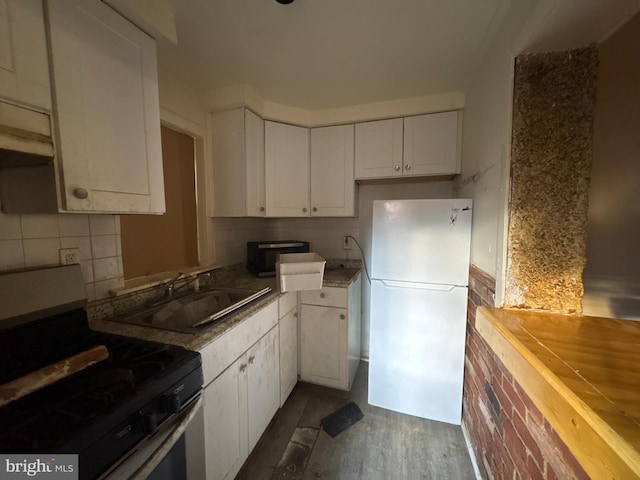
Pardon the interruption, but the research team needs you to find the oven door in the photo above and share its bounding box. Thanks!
[98,395,202,480]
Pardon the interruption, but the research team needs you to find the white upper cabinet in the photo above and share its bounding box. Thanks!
[45,0,164,213]
[310,124,355,217]
[355,118,403,179]
[355,111,461,180]
[245,110,266,217]
[403,111,461,176]
[211,108,265,217]
[265,121,310,217]
[0,0,51,110]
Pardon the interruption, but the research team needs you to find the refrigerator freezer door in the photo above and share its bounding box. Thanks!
[368,280,468,424]
[371,199,472,286]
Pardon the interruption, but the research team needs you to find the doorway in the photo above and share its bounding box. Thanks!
[120,125,199,279]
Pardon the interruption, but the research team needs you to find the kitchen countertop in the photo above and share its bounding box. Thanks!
[88,265,361,352]
[476,307,640,479]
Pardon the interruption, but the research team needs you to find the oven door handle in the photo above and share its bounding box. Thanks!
[128,395,203,480]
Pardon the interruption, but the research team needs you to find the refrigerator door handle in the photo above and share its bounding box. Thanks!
[378,280,463,291]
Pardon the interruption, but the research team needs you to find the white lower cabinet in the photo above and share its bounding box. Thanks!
[247,326,280,451]
[300,274,361,391]
[197,301,280,480]
[202,355,247,480]
[278,291,298,406]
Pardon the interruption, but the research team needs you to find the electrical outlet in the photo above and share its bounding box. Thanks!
[343,235,351,250]
[59,248,80,265]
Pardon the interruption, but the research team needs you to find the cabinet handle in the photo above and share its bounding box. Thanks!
[302,207,307,213]
[260,206,265,212]
[294,312,298,318]
[320,293,325,298]
[239,363,247,372]
[405,164,411,171]
[394,165,401,172]
[73,188,89,199]
[340,314,345,320]
[313,207,317,212]
[248,356,255,365]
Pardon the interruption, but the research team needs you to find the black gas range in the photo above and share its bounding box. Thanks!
[0,265,203,480]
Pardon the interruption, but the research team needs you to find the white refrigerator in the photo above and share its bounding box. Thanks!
[368,198,472,425]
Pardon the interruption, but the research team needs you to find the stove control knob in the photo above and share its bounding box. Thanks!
[161,393,181,414]
[142,413,157,435]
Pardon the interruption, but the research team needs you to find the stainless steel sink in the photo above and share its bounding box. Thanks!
[110,286,271,333]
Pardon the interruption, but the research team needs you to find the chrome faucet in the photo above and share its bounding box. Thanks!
[164,272,186,298]
[165,272,210,298]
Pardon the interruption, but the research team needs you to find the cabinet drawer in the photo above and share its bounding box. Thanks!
[301,286,347,308]
[278,291,297,317]
[200,300,278,387]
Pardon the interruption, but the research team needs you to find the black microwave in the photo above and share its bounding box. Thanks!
[247,240,310,277]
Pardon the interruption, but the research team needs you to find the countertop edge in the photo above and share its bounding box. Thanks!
[475,306,640,479]
[89,267,362,352]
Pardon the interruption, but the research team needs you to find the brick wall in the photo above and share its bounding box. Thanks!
[463,265,588,480]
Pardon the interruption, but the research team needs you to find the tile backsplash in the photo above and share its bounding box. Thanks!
[0,212,123,301]
[211,217,362,268]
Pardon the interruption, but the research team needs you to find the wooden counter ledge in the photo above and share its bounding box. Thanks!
[475,307,640,479]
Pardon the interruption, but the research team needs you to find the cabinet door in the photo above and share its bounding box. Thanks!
[204,356,249,480]
[265,121,309,217]
[403,111,460,176]
[0,0,51,110]
[244,109,266,217]
[211,108,245,217]
[46,0,164,213]
[354,118,403,179]
[310,125,355,217]
[301,286,347,308]
[247,326,280,451]
[279,306,297,406]
[300,304,347,390]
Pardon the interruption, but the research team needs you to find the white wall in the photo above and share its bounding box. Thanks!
[454,0,538,305]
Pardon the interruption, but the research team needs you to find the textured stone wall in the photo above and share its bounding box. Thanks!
[463,266,588,479]
[505,47,598,314]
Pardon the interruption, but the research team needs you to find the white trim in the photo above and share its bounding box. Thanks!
[160,107,205,138]
[159,107,213,267]
[462,421,482,480]
[204,86,465,128]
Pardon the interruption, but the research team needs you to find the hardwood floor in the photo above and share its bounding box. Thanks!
[236,362,476,480]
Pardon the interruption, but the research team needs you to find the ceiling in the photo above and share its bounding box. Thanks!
[153,0,640,111]
[156,0,510,110]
